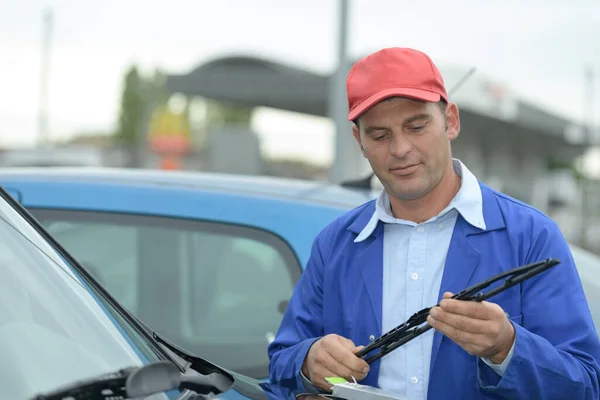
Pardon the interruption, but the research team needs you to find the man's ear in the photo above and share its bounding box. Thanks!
[352,124,366,157]
[446,102,461,141]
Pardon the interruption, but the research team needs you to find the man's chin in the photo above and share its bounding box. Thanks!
[387,185,429,201]
[392,192,427,201]
[384,174,432,198]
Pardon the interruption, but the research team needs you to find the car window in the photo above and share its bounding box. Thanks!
[0,194,172,399]
[30,208,301,379]
[570,245,600,330]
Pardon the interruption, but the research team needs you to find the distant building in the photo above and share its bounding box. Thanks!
[164,55,595,217]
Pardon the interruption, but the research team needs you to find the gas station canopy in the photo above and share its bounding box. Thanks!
[165,54,595,147]
[166,56,330,117]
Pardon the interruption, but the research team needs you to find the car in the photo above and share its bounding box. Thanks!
[0,179,290,400]
[0,167,378,383]
[0,167,598,385]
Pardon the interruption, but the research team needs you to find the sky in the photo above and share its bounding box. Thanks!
[2,0,600,167]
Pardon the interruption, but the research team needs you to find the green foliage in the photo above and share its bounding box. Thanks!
[114,65,146,145]
[548,157,584,181]
[114,65,170,145]
[149,68,169,106]
[114,63,253,151]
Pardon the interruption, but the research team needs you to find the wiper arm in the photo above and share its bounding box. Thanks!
[355,258,561,364]
[30,360,234,400]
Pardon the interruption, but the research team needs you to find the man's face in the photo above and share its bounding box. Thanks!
[352,97,460,201]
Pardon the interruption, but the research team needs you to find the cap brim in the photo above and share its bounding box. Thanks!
[348,87,441,121]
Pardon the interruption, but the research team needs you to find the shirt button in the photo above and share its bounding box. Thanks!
[369,335,375,341]
[411,272,418,280]
[411,377,418,384]
[417,226,424,233]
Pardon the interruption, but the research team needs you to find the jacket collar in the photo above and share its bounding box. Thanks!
[349,159,495,240]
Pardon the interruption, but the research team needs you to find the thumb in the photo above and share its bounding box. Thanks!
[443,292,454,299]
[352,345,365,354]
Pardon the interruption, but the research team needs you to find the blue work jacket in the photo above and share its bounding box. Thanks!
[268,182,600,399]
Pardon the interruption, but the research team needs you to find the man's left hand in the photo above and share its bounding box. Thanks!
[427,292,515,364]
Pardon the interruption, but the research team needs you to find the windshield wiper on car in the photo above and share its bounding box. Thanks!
[30,359,234,400]
[355,258,561,363]
[28,316,238,400]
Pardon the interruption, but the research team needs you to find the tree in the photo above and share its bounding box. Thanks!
[114,65,147,146]
[148,68,169,107]
[114,62,254,167]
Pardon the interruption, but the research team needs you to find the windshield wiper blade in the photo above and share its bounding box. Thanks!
[30,360,234,400]
[355,258,561,364]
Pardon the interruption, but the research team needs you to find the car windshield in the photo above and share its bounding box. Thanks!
[0,191,167,399]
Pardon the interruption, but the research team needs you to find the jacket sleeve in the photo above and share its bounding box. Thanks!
[267,235,326,392]
[477,219,600,399]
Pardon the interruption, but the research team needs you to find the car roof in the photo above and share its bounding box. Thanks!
[0,167,379,210]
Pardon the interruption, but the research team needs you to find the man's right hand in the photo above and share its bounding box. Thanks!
[301,334,370,391]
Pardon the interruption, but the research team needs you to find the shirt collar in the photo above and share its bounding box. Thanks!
[354,159,486,243]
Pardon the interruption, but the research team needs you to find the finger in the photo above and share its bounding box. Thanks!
[320,351,355,378]
[428,314,486,351]
[429,306,493,334]
[440,298,501,320]
[332,350,370,379]
[320,353,368,383]
[443,292,454,299]
[332,337,370,372]
[325,341,370,378]
[352,345,365,354]
[338,336,359,350]
[338,337,367,357]
[337,337,367,359]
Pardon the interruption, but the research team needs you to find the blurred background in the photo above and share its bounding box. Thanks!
[2,0,600,253]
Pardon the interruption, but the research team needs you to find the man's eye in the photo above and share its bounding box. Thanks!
[408,125,425,132]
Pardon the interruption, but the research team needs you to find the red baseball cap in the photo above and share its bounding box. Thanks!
[346,47,448,121]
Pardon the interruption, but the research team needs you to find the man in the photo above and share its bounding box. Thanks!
[267,47,600,399]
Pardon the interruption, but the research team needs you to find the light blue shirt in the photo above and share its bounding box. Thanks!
[354,159,514,400]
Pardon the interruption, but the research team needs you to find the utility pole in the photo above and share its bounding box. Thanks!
[580,65,594,250]
[585,65,595,142]
[38,8,53,148]
[328,0,356,184]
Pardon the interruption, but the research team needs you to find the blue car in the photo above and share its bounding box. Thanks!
[0,167,378,384]
[1,167,599,394]
[0,178,301,400]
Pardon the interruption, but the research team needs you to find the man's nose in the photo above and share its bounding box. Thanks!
[389,133,412,158]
